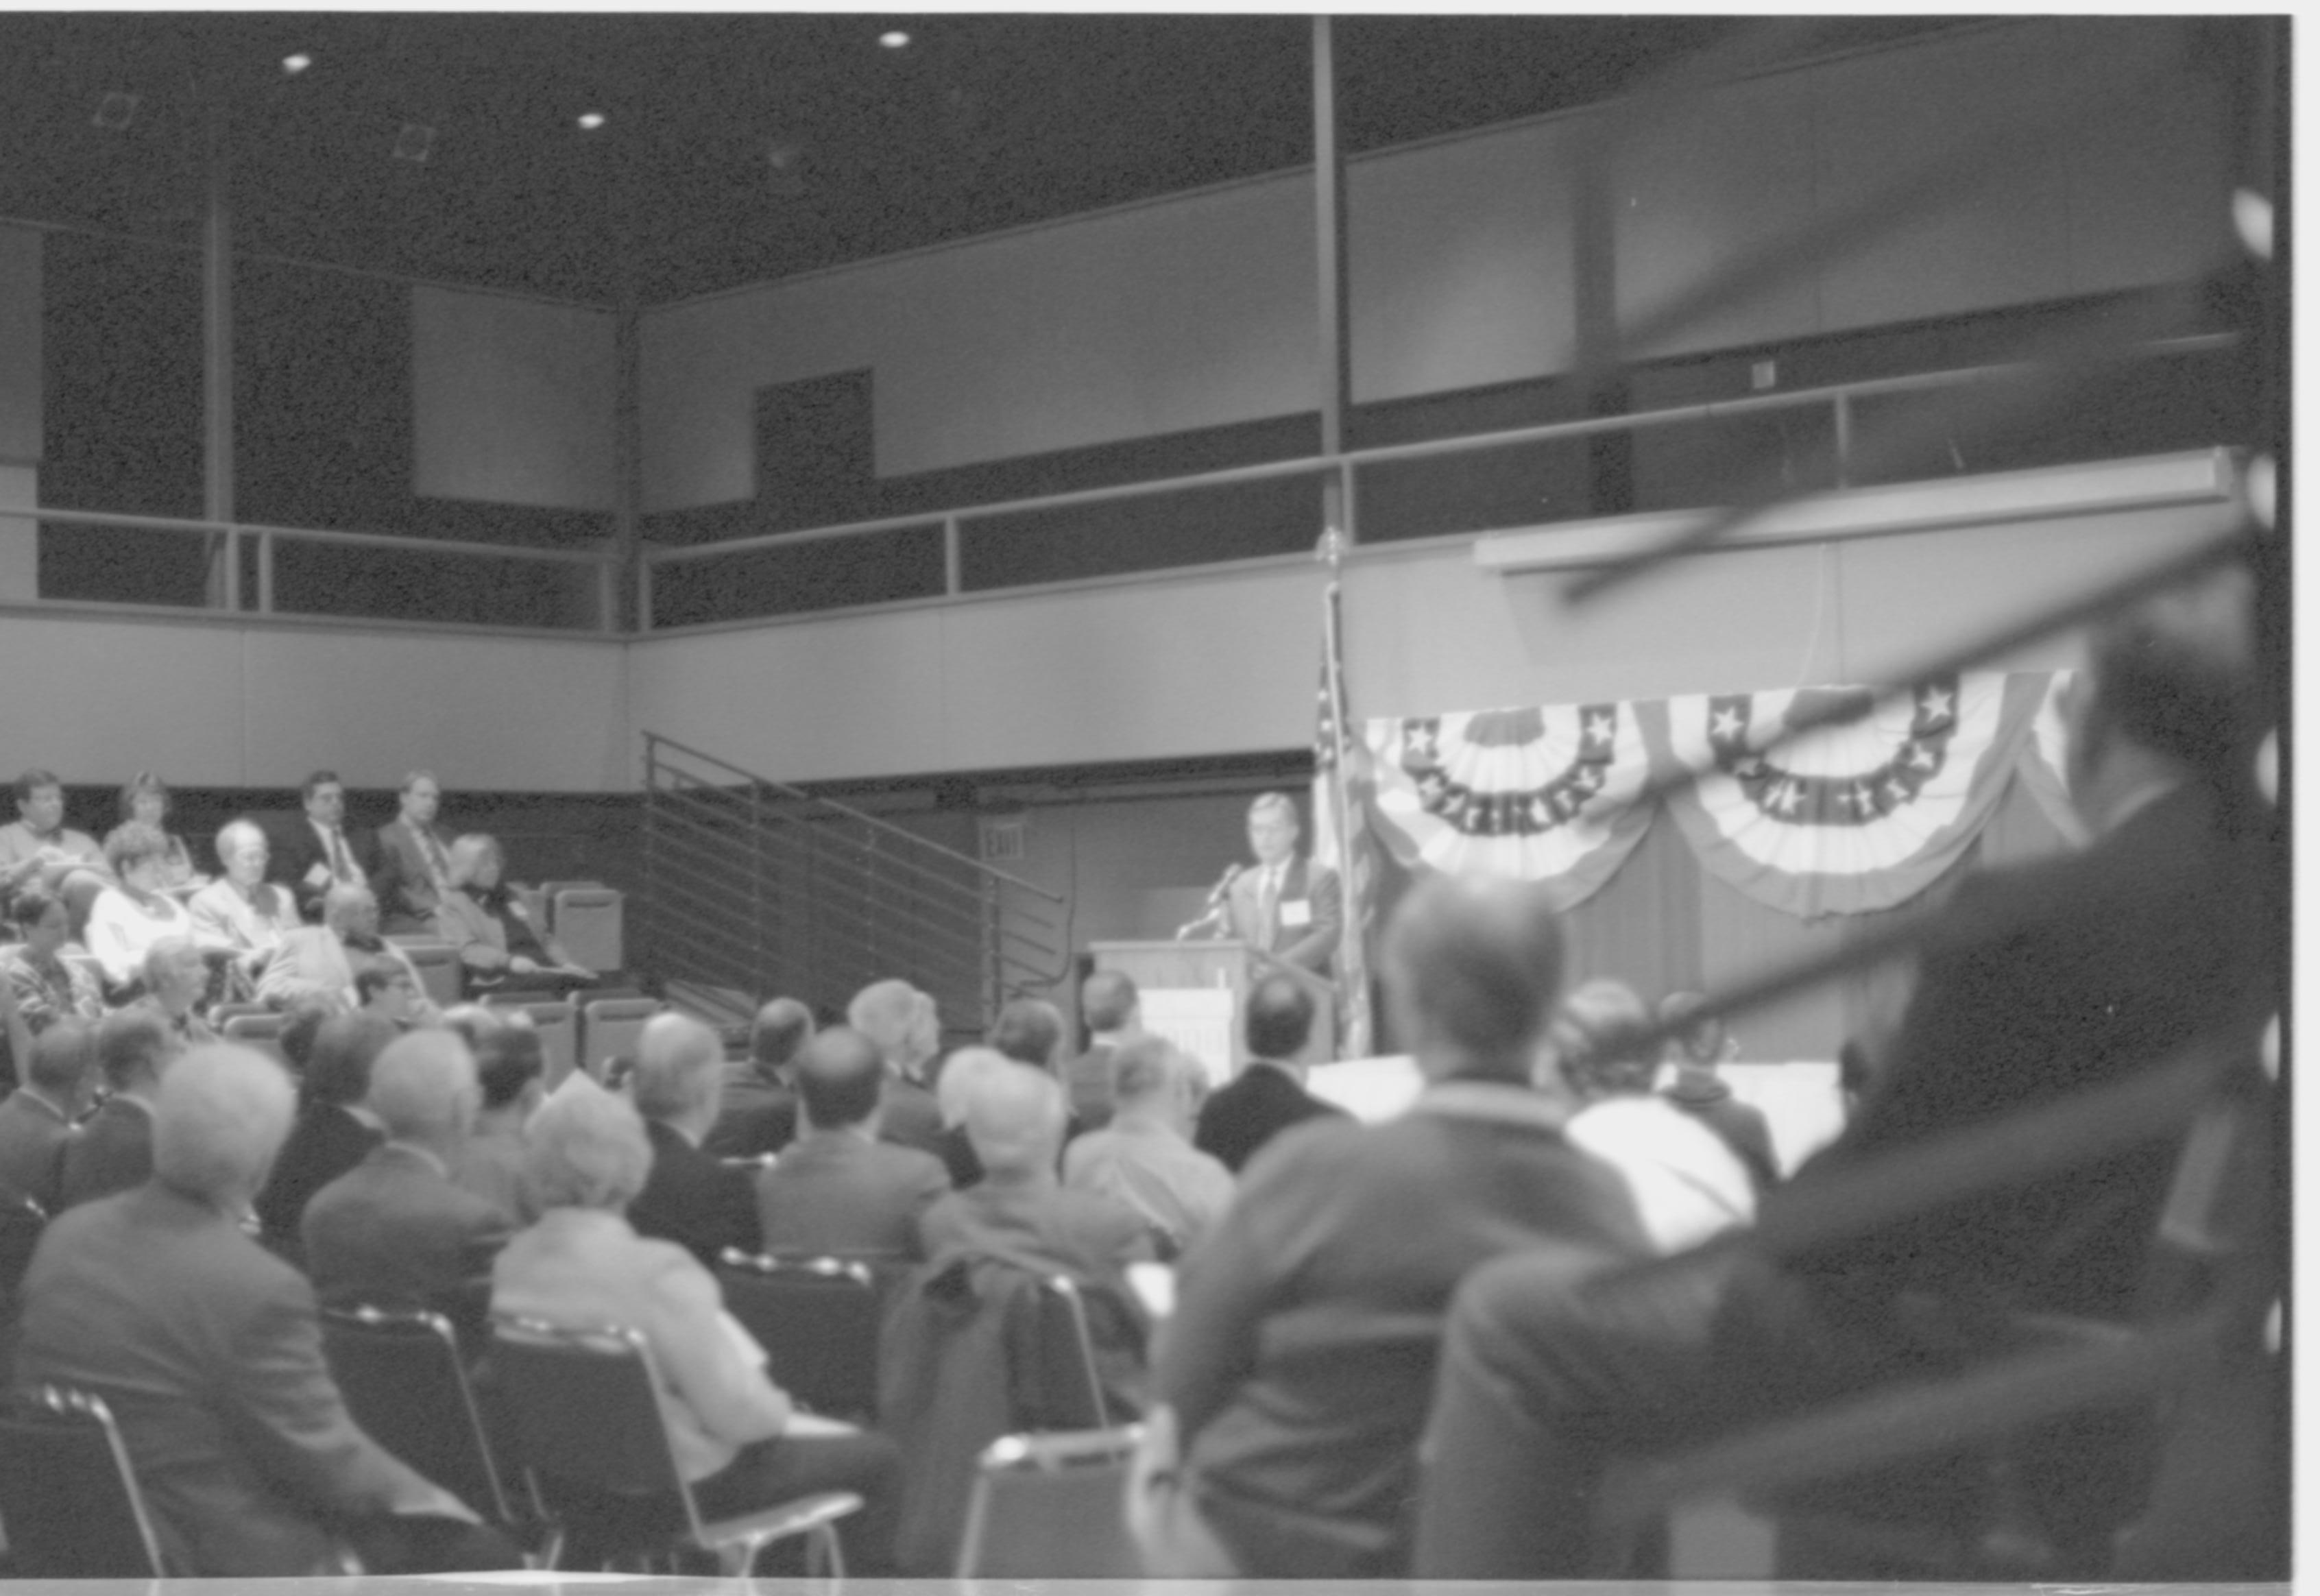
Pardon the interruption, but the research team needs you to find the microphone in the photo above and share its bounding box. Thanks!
[1205,862,1242,906]
[1176,863,1242,940]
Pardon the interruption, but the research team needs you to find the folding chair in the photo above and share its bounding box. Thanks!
[222,1011,289,1067]
[389,939,465,1008]
[0,1187,45,1305]
[580,997,662,1082]
[488,1314,860,1577]
[955,1426,1144,1578]
[320,1304,537,1549]
[551,886,625,974]
[716,1253,882,1424]
[0,1384,166,1576]
[1024,1273,1113,1431]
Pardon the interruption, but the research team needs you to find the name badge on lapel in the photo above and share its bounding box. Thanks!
[1280,899,1312,929]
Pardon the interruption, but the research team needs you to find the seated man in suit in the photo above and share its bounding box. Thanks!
[1061,969,1139,1129]
[1218,791,1342,976]
[706,995,810,1159]
[919,1060,1154,1279]
[133,938,221,1052]
[1194,975,1346,1174]
[0,1019,94,1211]
[253,1013,395,1253]
[1063,1035,1234,1259]
[0,769,108,920]
[302,1029,512,1336]
[15,1043,515,1577]
[848,978,945,1157]
[274,770,379,925]
[369,771,457,934]
[755,1026,950,1259]
[58,1008,175,1209]
[626,1012,762,1268]
[452,1024,544,1224]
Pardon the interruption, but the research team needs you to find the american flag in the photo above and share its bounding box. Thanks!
[1312,594,1375,1057]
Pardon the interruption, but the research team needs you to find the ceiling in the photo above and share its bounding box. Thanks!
[0,13,1974,306]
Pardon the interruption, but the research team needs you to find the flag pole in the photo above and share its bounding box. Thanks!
[1316,524,1370,1054]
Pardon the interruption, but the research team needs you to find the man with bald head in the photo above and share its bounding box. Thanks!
[626,1011,762,1268]
[15,1044,515,1575]
[258,880,426,1013]
[302,1029,511,1331]
[1131,872,1647,1579]
[754,1026,950,1258]
[918,1057,1153,1278]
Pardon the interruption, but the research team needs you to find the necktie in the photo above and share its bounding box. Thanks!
[1258,867,1279,947]
[328,827,353,883]
[418,829,451,892]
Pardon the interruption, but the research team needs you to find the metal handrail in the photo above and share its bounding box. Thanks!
[639,331,2236,581]
[28,504,610,565]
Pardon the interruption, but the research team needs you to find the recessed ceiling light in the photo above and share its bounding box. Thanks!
[577,112,607,131]
[281,53,313,75]
[879,31,910,49]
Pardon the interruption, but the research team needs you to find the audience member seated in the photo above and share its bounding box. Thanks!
[259,882,426,1013]
[1551,979,1754,1253]
[0,1020,94,1211]
[625,1013,762,1269]
[931,1045,1015,1187]
[433,834,594,995]
[1129,873,1650,1580]
[108,773,208,893]
[276,999,335,1077]
[1063,1036,1233,1261]
[133,939,221,1052]
[274,770,378,926]
[919,1061,1153,1279]
[1192,974,1344,1174]
[0,769,108,919]
[254,1013,395,1252]
[849,978,945,1157]
[58,1008,174,1210]
[84,823,200,996]
[1061,969,1139,1129]
[1,887,102,1040]
[492,1079,902,1573]
[705,996,809,1159]
[1656,989,1780,1191]
[188,820,302,997]
[303,1030,511,1346]
[938,998,1085,1186]
[1410,581,2280,1580]
[370,770,458,934]
[753,1026,949,1259]
[453,1024,544,1224]
[354,955,426,1029]
[16,1043,517,1576]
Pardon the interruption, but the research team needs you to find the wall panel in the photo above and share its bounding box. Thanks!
[412,287,618,511]
[0,223,38,463]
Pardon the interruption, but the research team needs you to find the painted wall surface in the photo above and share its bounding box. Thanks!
[638,19,2231,509]
[411,286,618,510]
[0,610,628,792]
[639,175,1316,507]
[625,490,2232,786]
[0,224,38,464]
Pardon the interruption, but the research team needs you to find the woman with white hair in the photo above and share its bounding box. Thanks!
[189,819,302,997]
[493,1080,903,1573]
[432,834,592,995]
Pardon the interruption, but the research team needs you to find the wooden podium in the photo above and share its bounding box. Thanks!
[1087,939,1336,1087]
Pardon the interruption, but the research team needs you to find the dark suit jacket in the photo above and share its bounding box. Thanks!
[271,819,381,923]
[1061,1041,1119,1128]
[703,1069,798,1159]
[0,1089,75,1212]
[15,1181,449,1575]
[754,1128,950,1258]
[877,1074,947,1159]
[368,817,455,930]
[1787,779,2278,1325]
[58,1093,154,1211]
[255,1104,382,1250]
[300,1143,511,1315]
[629,1118,762,1268]
[1225,856,1343,974]
[1194,1059,1346,1174]
[1662,1068,1780,1191]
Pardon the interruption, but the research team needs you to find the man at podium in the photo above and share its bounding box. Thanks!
[1214,792,1341,976]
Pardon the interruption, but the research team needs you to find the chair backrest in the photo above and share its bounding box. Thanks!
[486,1000,579,1089]
[1024,1274,1112,1431]
[208,1002,273,1026]
[221,1011,289,1067]
[0,1385,167,1577]
[551,887,624,974]
[393,939,466,1008]
[321,1303,512,1523]
[954,1427,1144,1578]
[580,997,662,1083]
[0,1186,47,1305]
[488,1314,708,1543]
[716,1253,882,1423]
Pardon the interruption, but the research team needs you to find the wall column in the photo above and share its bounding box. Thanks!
[202,106,237,608]
[1312,14,1353,540]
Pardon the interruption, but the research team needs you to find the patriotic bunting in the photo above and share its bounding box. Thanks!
[1364,701,1656,912]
